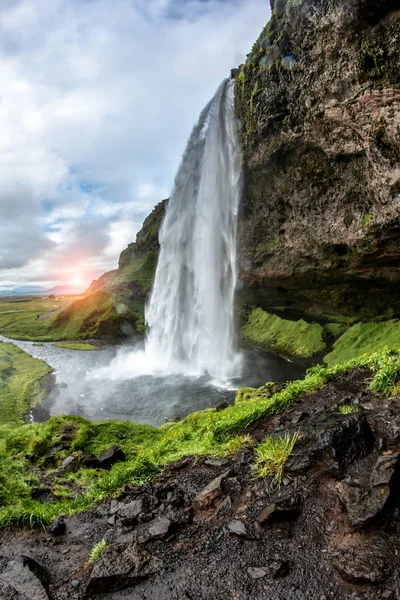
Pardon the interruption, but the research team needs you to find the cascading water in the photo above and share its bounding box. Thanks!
[144,78,242,380]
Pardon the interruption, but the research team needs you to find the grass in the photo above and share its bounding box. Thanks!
[241,307,326,358]
[324,320,400,366]
[1,347,400,528]
[0,341,51,427]
[336,404,359,415]
[89,539,108,563]
[53,343,97,351]
[255,433,299,482]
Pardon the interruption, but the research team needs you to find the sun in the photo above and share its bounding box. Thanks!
[71,272,81,285]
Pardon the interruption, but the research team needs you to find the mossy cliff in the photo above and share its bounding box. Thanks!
[235,0,400,319]
[53,200,167,341]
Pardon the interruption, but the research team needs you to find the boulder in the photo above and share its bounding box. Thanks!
[98,445,126,469]
[256,502,300,525]
[227,520,248,538]
[197,470,230,508]
[0,557,50,600]
[48,516,66,536]
[331,538,392,584]
[342,452,400,527]
[119,497,148,526]
[85,542,162,597]
[30,488,53,503]
[148,517,172,540]
[80,452,101,469]
[57,455,80,475]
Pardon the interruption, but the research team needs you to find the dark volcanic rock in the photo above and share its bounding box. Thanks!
[0,557,49,600]
[342,452,400,527]
[119,497,148,526]
[98,445,126,469]
[57,455,80,475]
[148,517,172,540]
[85,542,162,597]
[197,470,230,508]
[299,412,374,473]
[332,537,392,584]
[256,502,299,525]
[80,452,100,469]
[30,488,53,503]
[48,516,66,536]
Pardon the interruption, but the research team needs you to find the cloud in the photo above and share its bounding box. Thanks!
[0,0,269,288]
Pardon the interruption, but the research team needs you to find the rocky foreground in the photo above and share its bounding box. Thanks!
[1,368,400,599]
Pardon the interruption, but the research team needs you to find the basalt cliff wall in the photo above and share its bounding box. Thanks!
[235,0,400,319]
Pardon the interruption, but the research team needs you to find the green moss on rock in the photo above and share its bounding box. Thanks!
[240,307,326,358]
[325,320,400,366]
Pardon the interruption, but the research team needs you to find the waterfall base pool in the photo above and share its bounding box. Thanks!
[1,336,306,427]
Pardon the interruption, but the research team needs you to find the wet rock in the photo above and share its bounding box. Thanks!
[204,458,230,468]
[267,560,290,579]
[98,445,126,469]
[197,470,230,508]
[119,497,148,526]
[80,452,100,469]
[291,411,309,424]
[108,500,121,516]
[285,453,311,474]
[299,412,374,473]
[247,567,267,579]
[30,488,53,503]
[227,520,248,538]
[107,515,116,526]
[85,542,162,596]
[0,557,49,600]
[342,453,400,527]
[331,538,392,584]
[48,516,66,536]
[57,455,80,475]
[215,495,232,517]
[215,401,229,412]
[256,502,299,525]
[148,517,172,540]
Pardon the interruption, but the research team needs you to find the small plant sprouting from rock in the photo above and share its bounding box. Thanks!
[336,404,358,415]
[89,539,108,563]
[255,432,299,483]
[361,212,373,231]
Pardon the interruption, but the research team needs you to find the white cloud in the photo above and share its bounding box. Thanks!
[0,0,269,288]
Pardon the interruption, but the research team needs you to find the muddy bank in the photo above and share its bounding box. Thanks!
[2,368,400,599]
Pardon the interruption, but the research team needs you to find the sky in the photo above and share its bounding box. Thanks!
[0,0,269,291]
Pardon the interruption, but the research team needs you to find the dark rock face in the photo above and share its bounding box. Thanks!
[235,0,400,317]
[85,543,163,597]
[0,557,50,600]
[98,445,126,469]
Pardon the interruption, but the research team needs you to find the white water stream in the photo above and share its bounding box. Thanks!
[144,78,242,380]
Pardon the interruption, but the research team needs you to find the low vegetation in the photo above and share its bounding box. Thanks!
[0,341,50,428]
[240,307,326,358]
[89,539,108,563]
[53,343,97,351]
[2,346,400,528]
[324,320,400,366]
[255,433,299,482]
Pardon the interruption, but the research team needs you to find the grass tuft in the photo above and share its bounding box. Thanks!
[255,432,299,482]
[336,404,359,415]
[89,539,108,563]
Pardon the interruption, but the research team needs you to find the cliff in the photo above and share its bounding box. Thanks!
[53,200,167,341]
[235,0,400,320]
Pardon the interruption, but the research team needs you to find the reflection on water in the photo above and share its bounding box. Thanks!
[0,336,305,427]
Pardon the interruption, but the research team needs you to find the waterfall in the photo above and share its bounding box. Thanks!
[144,78,242,380]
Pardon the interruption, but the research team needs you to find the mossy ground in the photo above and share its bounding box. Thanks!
[0,341,51,430]
[53,343,97,351]
[240,307,326,358]
[324,320,400,366]
[2,346,400,529]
